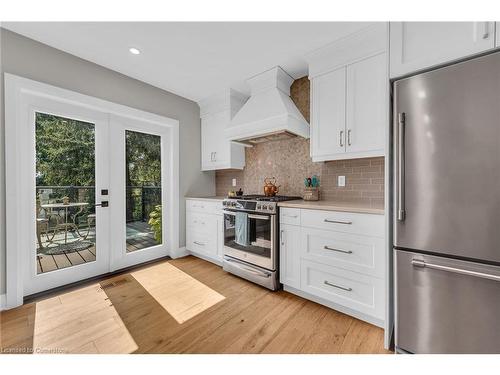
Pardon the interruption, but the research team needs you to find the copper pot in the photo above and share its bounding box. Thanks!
[263,177,280,197]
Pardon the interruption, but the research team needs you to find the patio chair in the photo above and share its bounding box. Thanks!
[36,201,50,251]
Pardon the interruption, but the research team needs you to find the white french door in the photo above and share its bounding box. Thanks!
[5,74,178,304]
[23,97,111,295]
[108,115,170,270]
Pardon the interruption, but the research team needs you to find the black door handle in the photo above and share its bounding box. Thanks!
[95,201,109,207]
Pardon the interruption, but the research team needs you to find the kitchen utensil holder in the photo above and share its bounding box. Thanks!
[303,187,320,201]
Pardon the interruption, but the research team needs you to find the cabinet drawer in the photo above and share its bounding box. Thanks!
[186,212,217,234]
[301,227,385,278]
[186,230,217,256]
[301,209,384,237]
[301,259,384,319]
[186,199,222,215]
[280,208,301,226]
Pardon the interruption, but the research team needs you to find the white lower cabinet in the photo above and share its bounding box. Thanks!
[279,223,301,289]
[186,199,224,264]
[301,259,385,320]
[280,207,386,327]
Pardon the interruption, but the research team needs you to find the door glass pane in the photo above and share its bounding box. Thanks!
[125,130,162,252]
[35,112,96,274]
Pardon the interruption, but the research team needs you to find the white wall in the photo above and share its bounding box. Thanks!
[0,28,215,294]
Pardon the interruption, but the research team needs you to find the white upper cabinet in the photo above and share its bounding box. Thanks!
[307,23,388,162]
[390,22,496,78]
[345,53,386,155]
[199,89,247,171]
[311,67,346,158]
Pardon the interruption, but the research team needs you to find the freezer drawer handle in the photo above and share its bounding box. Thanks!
[412,259,500,282]
[324,245,353,254]
[324,219,352,225]
[324,280,352,292]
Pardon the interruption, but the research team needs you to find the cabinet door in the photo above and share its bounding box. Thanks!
[345,53,386,156]
[210,111,230,168]
[310,68,346,161]
[201,113,216,170]
[390,22,495,78]
[216,214,224,262]
[279,224,301,289]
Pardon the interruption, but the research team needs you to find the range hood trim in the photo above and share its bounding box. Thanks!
[226,112,310,142]
[226,66,310,144]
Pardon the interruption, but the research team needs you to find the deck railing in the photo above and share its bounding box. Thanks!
[36,185,161,223]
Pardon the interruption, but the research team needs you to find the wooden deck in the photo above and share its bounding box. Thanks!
[37,247,96,274]
[0,256,392,354]
[37,221,159,274]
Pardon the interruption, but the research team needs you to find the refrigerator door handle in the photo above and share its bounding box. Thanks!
[412,259,500,282]
[482,22,490,39]
[397,112,406,221]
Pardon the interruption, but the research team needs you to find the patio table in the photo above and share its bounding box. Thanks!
[40,202,89,254]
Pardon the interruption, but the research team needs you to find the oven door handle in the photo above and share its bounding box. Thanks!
[224,257,271,278]
[222,210,270,220]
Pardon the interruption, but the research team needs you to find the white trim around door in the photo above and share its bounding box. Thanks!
[4,74,180,309]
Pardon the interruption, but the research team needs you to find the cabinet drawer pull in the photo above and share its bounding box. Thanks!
[283,214,298,218]
[324,219,352,225]
[193,241,205,246]
[324,280,352,292]
[324,245,352,254]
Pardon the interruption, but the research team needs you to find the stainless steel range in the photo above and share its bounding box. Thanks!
[222,195,301,290]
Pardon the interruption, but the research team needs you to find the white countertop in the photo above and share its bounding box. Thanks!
[185,196,225,202]
[278,199,384,215]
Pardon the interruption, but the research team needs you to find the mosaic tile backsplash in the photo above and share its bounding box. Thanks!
[215,77,385,207]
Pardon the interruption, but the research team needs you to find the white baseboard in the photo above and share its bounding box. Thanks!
[170,246,189,259]
[0,294,6,311]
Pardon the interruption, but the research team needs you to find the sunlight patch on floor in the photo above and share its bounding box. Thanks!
[32,284,138,354]
[131,262,226,324]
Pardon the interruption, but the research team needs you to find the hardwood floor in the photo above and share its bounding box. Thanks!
[0,256,391,354]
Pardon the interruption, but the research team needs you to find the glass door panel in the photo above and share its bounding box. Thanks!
[125,130,162,252]
[35,112,97,274]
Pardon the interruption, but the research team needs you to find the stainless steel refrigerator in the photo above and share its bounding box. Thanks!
[393,51,500,354]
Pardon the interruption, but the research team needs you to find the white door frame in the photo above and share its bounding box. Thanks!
[4,74,180,308]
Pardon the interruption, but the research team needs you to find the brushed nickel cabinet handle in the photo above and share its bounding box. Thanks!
[194,241,205,246]
[280,229,285,246]
[324,219,352,225]
[324,280,352,291]
[339,130,344,147]
[347,129,352,146]
[324,245,353,254]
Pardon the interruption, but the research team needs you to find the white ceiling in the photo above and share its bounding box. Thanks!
[2,22,373,102]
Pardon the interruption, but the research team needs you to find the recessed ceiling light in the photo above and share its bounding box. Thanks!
[129,47,141,55]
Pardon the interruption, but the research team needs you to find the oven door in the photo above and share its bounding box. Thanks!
[223,210,276,270]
